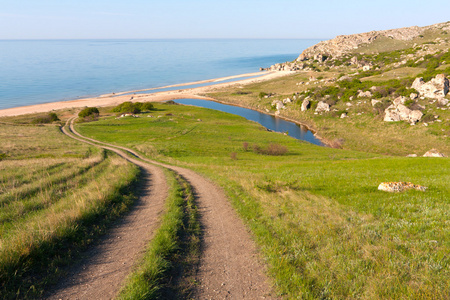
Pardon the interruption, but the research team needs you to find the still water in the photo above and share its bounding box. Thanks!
[174,99,323,146]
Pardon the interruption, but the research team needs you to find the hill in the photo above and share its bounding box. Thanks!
[213,21,450,156]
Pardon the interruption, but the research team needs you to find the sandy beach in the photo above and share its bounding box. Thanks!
[0,71,293,118]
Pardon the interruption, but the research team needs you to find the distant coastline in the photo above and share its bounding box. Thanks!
[0,71,293,117]
[0,39,319,110]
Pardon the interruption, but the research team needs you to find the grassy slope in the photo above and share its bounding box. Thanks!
[207,72,449,156]
[77,103,449,299]
[0,123,139,299]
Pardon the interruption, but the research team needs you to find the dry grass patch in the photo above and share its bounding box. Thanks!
[0,122,140,298]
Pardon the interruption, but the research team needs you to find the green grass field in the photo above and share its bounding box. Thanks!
[77,102,450,299]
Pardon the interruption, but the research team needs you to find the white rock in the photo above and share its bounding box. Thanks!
[412,74,449,99]
[371,99,381,106]
[438,98,449,106]
[358,91,372,98]
[301,99,310,112]
[384,103,423,124]
[315,101,330,113]
[423,149,446,157]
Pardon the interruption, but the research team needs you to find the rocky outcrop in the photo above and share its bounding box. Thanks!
[411,74,449,99]
[301,99,310,111]
[384,100,423,124]
[296,22,450,61]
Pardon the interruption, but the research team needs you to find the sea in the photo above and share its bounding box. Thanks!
[0,39,320,110]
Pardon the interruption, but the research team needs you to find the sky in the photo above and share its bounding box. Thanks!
[1,0,449,40]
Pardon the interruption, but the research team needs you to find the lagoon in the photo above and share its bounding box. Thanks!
[174,99,323,146]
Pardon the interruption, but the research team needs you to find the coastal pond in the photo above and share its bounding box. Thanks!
[173,99,324,146]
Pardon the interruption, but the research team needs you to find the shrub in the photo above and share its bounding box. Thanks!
[79,107,99,119]
[373,100,391,115]
[164,100,178,105]
[259,92,268,99]
[112,102,154,114]
[0,153,6,161]
[309,101,319,110]
[31,112,60,124]
[243,142,249,151]
[421,114,435,123]
[252,143,288,156]
[325,98,337,106]
[329,138,344,149]
[230,152,237,160]
[232,91,251,95]
[112,102,140,114]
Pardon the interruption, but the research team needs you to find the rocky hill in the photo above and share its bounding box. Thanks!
[266,21,450,71]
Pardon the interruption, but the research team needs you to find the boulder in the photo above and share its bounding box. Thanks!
[315,101,330,113]
[362,65,371,71]
[371,99,381,106]
[384,103,423,124]
[276,101,285,110]
[272,100,285,110]
[301,99,310,111]
[438,98,449,106]
[423,149,446,157]
[340,113,347,118]
[411,74,449,99]
[358,91,372,98]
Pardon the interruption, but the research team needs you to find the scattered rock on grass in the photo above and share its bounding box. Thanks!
[315,101,330,113]
[301,99,310,111]
[423,148,446,157]
[378,182,427,192]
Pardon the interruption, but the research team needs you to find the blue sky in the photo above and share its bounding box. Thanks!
[1,0,449,39]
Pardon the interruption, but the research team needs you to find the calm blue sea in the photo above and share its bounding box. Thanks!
[0,39,320,110]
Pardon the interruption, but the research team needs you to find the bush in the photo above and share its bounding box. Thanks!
[0,153,6,161]
[252,143,288,156]
[259,92,268,99]
[421,114,435,123]
[31,112,60,124]
[164,100,178,105]
[112,102,154,114]
[79,107,99,118]
[373,100,391,115]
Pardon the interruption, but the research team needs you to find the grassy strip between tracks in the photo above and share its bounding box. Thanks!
[117,170,201,300]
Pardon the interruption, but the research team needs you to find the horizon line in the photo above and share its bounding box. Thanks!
[0,37,328,41]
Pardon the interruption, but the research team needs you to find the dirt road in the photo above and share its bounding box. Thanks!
[50,118,274,299]
[47,122,168,299]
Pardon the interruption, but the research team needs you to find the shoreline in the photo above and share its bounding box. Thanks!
[0,69,330,146]
[0,71,292,117]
